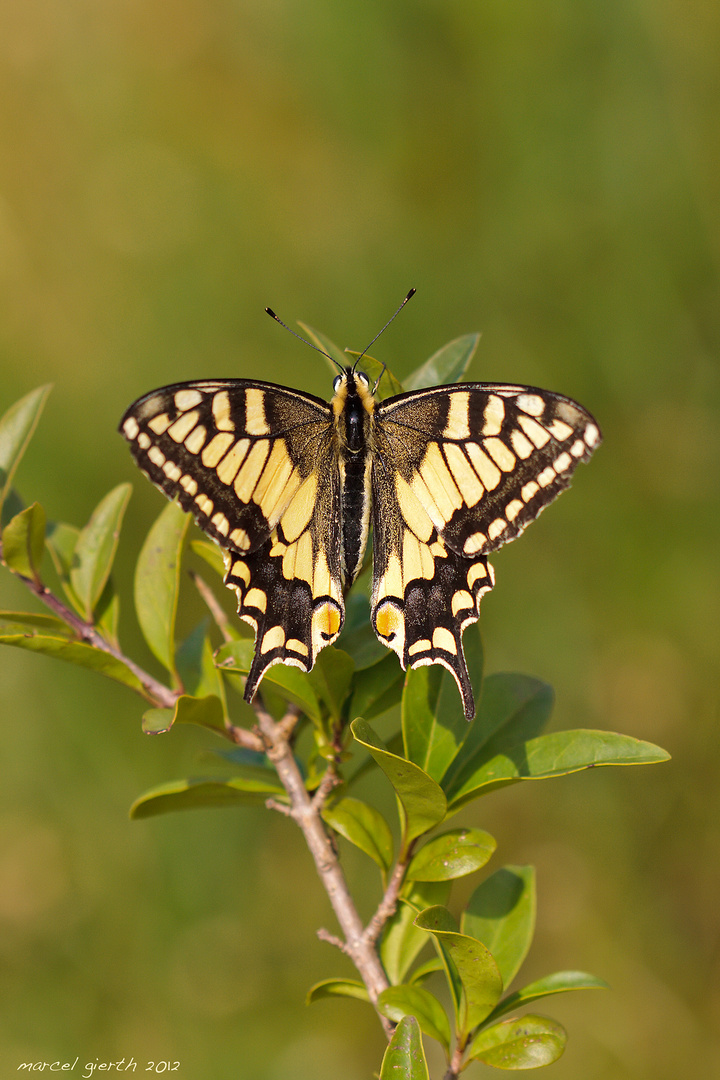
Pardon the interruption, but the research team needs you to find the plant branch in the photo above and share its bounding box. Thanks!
[364,851,411,947]
[252,696,393,1037]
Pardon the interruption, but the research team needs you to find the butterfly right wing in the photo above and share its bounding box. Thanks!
[120,379,345,699]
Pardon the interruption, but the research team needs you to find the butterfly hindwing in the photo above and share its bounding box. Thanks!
[120,379,345,695]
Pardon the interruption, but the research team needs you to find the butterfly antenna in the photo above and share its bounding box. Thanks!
[353,288,416,388]
[265,306,344,373]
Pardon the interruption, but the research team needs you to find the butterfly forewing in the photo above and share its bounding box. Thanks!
[120,379,345,697]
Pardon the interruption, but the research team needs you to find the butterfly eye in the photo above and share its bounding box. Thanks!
[356,372,370,386]
[333,375,342,392]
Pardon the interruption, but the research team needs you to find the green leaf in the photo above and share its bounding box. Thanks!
[468,1014,566,1070]
[487,970,609,1024]
[45,521,84,613]
[379,1015,429,1080]
[0,385,52,519]
[442,674,553,801]
[403,333,480,391]
[307,646,354,722]
[176,620,227,707]
[322,796,394,874]
[306,979,370,1005]
[378,984,451,1053]
[216,639,322,722]
[349,652,404,721]
[94,577,121,647]
[407,827,496,882]
[134,501,190,679]
[189,538,226,578]
[447,729,670,811]
[414,906,503,1034]
[2,503,46,581]
[350,718,447,850]
[407,957,444,985]
[70,483,132,619]
[0,618,147,695]
[403,626,483,782]
[130,771,285,818]
[0,611,73,636]
[462,866,535,990]
[141,693,226,735]
[381,882,451,986]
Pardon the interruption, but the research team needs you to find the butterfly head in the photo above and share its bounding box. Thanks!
[332,367,375,412]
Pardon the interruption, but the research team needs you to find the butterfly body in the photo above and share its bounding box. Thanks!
[121,364,600,718]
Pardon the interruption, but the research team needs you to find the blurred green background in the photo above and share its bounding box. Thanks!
[0,1,718,1077]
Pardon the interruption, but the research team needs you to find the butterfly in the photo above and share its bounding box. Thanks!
[120,335,600,719]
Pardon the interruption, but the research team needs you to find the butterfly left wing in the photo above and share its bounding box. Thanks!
[371,383,601,718]
[120,379,345,701]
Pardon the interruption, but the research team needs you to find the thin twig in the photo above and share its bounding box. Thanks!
[189,570,235,644]
[363,852,411,946]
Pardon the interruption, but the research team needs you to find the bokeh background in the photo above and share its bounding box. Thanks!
[0,2,718,1078]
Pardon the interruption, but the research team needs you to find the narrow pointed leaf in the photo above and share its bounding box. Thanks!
[403,626,482,782]
[413,905,463,1019]
[462,866,535,990]
[322,796,394,873]
[177,620,227,708]
[407,827,496,882]
[378,984,451,1053]
[306,979,370,1004]
[415,906,503,1033]
[0,624,147,695]
[351,718,447,848]
[407,957,444,985]
[94,577,120,647]
[349,652,404,721]
[442,674,553,800]
[0,385,52,517]
[468,1015,566,1069]
[130,771,285,818]
[0,611,73,636]
[403,333,480,391]
[381,882,451,985]
[487,971,609,1024]
[134,501,189,678]
[46,521,84,612]
[70,483,131,619]
[216,639,322,722]
[379,1015,429,1080]
[448,729,670,812]
[2,503,46,581]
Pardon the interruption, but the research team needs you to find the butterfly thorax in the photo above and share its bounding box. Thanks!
[331,369,375,587]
